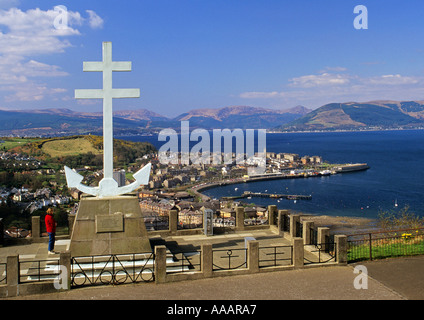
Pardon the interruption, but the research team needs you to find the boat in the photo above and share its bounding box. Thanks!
[395,199,398,207]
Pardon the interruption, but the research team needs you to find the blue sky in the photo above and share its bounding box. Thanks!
[1,0,424,117]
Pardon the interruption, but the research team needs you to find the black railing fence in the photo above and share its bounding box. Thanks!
[19,259,61,283]
[259,245,293,268]
[304,242,337,265]
[347,228,424,262]
[212,248,248,271]
[168,250,201,273]
[71,252,155,287]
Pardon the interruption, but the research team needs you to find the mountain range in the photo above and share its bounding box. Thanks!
[0,105,310,136]
[279,100,424,131]
[2,100,424,137]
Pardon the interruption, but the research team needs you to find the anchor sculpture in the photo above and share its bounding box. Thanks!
[65,42,151,197]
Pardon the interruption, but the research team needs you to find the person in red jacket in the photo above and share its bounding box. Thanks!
[45,208,57,254]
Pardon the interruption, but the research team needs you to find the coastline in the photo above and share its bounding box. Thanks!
[267,127,424,134]
[299,214,378,236]
[191,179,380,236]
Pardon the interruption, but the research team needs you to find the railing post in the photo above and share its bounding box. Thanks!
[292,238,304,268]
[201,244,213,278]
[169,210,178,235]
[277,210,288,235]
[303,221,314,245]
[154,245,167,284]
[6,255,19,297]
[368,233,373,261]
[247,240,259,273]
[290,214,301,239]
[31,216,40,240]
[318,227,330,252]
[335,235,347,264]
[268,205,277,226]
[235,206,245,231]
[59,251,71,290]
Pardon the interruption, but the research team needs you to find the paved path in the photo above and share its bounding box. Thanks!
[5,262,408,301]
[2,231,424,301]
[355,256,424,300]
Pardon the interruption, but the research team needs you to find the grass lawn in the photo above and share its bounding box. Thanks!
[0,137,43,151]
[348,235,424,262]
[41,138,101,157]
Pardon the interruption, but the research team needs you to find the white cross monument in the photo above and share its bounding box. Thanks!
[64,42,151,197]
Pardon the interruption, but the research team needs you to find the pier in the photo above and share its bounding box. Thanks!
[222,191,312,201]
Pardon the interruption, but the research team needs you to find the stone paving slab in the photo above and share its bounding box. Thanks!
[5,264,403,300]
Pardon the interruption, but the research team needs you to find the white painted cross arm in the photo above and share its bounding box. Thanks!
[83,61,133,72]
[75,88,140,99]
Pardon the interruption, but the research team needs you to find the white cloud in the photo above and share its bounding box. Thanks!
[2,83,67,102]
[0,6,103,102]
[319,66,348,73]
[239,70,424,109]
[86,10,104,29]
[0,7,103,55]
[365,74,420,86]
[239,91,283,99]
[289,73,351,88]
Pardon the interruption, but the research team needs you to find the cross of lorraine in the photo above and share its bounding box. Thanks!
[64,42,151,198]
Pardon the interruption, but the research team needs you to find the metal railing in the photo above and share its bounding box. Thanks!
[212,248,248,271]
[259,245,293,268]
[71,252,155,287]
[304,242,337,265]
[19,259,61,283]
[347,228,424,262]
[167,250,201,274]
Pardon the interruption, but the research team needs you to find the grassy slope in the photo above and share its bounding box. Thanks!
[41,138,101,157]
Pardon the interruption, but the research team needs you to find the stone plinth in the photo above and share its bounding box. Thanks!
[69,196,151,257]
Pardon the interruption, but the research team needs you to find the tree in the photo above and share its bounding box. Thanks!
[378,205,424,230]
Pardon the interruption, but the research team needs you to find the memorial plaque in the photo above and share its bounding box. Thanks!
[96,213,124,233]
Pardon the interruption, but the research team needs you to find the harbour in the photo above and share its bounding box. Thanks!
[221,191,312,201]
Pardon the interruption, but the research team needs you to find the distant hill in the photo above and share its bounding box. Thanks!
[10,135,156,166]
[174,105,311,129]
[278,101,424,131]
[0,105,310,136]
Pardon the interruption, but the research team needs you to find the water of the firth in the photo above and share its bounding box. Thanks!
[121,129,424,219]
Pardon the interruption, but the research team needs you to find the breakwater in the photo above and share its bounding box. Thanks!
[191,163,369,202]
[222,191,312,201]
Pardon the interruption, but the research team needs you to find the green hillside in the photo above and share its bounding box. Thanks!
[278,101,424,131]
[6,135,156,167]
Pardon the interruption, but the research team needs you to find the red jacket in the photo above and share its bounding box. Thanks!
[45,214,56,233]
